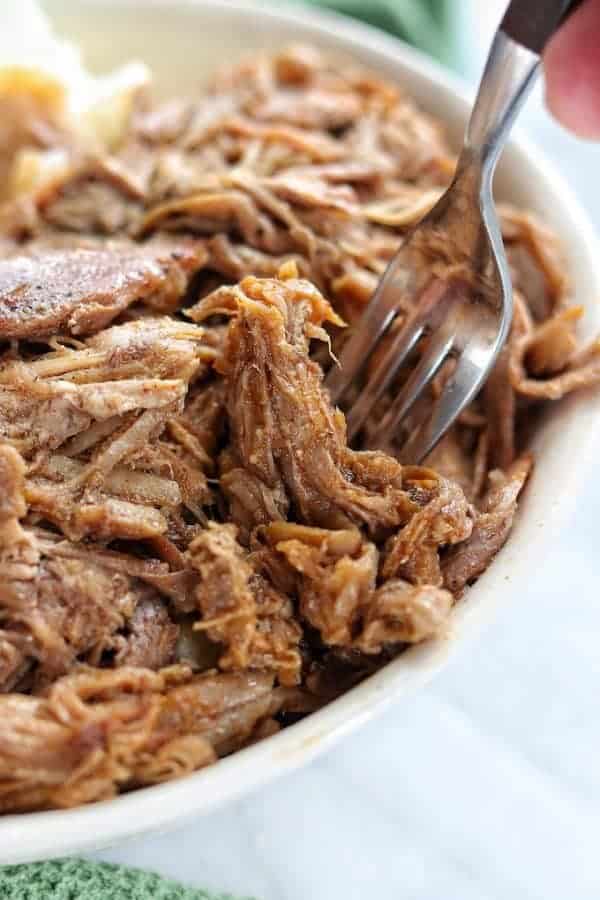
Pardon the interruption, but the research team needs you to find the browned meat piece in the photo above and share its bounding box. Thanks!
[382,477,473,586]
[0,444,34,689]
[443,456,533,595]
[358,580,453,652]
[27,453,181,543]
[138,190,285,252]
[509,307,600,400]
[0,238,208,339]
[30,530,196,617]
[219,450,289,539]
[264,173,359,215]
[211,117,345,164]
[363,187,441,228]
[188,522,254,658]
[0,441,27,535]
[206,234,310,284]
[112,595,179,670]
[133,98,194,144]
[246,575,303,684]
[36,157,147,234]
[34,453,181,510]
[252,88,361,130]
[500,205,568,320]
[0,443,176,685]
[25,480,172,542]
[188,523,302,685]
[167,380,227,472]
[2,387,187,538]
[273,525,377,647]
[524,306,582,376]
[0,665,280,811]
[0,445,183,690]
[267,522,452,653]
[484,345,516,472]
[3,552,141,685]
[133,102,444,299]
[26,412,215,544]
[33,530,172,580]
[242,46,363,132]
[424,431,475,499]
[0,315,215,541]
[332,268,378,311]
[133,440,213,519]
[0,377,185,457]
[0,638,27,693]
[483,292,533,471]
[306,648,382,700]
[77,315,213,382]
[190,270,417,532]
[248,531,300,599]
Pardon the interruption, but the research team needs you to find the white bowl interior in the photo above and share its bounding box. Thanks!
[3,0,599,863]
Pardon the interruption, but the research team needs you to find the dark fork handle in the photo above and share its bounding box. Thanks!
[502,0,586,54]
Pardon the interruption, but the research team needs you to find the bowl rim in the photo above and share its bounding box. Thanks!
[4,0,600,863]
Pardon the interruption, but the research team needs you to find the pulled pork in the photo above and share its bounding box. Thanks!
[0,444,178,691]
[0,666,283,811]
[190,273,415,534]
[187,522,302,686]
[0,238,207,339]
[0,45,592,812]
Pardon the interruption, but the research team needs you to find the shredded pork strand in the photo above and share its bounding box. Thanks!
[191,272,417,534]
[0,44,593,813]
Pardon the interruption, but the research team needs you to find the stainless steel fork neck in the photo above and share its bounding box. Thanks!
[461,30,540,183]
[326,14,554,466]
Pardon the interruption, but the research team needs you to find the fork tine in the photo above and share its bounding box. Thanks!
[399,338,490,463]
[366,317,458,452]
[325,302,396,405]
[345,278,456,441]
[345,314,424,442]
[327,270,451,411]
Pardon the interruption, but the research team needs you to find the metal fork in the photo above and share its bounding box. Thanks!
[326,0,583,463]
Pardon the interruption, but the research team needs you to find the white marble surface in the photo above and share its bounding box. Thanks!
[94,7,600,898]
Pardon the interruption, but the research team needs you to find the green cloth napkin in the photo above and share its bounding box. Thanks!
[4,2,453,897]
[0,859,255,900]
[301,0,454,67]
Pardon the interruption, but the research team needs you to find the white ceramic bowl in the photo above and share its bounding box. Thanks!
[3,0,599,864]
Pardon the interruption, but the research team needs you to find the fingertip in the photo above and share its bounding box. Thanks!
[545,74,600,140]
[544,0,600,140]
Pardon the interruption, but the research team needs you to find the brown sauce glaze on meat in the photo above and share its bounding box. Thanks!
[0,45,593,812]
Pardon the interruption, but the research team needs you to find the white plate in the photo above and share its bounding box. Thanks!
[3,0,599,864]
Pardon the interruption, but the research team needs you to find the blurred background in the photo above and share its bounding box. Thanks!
[302,0,507,72]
